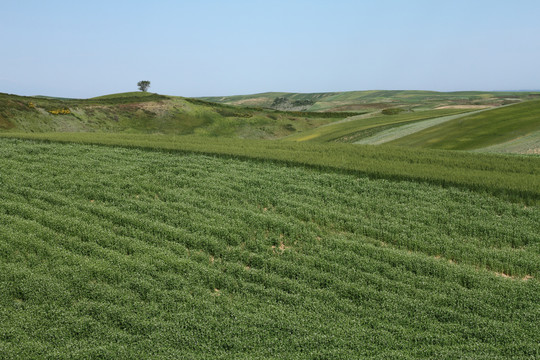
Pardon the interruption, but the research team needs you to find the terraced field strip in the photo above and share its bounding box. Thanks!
[0,138,538,358]
[2,132,539,203]
[283,109,471,143]
[355,108,490,145]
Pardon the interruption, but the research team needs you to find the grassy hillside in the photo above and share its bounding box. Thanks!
[0,92,352,139]
[2,132,538,204]
[388,100,540,150]
[200,90,539,112]
[0,138,538,358]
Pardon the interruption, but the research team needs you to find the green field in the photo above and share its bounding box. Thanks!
[1,138,539,358]
[388,100,540,150]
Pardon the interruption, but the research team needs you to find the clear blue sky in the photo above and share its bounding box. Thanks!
[2,0,539,98]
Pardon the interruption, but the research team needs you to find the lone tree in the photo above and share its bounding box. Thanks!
[137,80,151,92]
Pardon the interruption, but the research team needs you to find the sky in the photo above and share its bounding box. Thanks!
[2,0,540,98]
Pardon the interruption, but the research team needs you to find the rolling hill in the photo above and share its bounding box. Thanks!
[0,92,354,139]
[2,90,539,154]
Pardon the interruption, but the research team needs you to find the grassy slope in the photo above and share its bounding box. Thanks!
[388,100,540,150]
[0,138,538,358]
[0,92,349,139]
[283,109,470,143]
[1,132,539,204]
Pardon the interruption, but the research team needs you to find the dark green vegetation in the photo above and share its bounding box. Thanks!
[0,138,538,359]
[388,99,540,150]
[0,92,351,138]
[284,109,470,143]
[1,132,539,204]
[200,90,539,112]
[270,96,315,111]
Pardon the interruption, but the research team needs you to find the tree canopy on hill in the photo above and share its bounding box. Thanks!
[137,80,151,92]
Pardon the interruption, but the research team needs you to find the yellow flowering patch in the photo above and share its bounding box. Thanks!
[48,108,71,115]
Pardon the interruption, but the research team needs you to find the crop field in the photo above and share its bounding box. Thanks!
[388,99,540,150]
[0,138,539,358]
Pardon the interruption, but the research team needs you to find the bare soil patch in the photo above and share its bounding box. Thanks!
[233,98,269,106]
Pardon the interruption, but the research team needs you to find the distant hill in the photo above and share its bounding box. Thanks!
[200,90,540,112]
[0,92,354,139]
